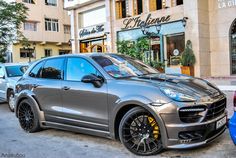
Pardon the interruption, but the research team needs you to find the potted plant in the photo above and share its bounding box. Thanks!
[180,40,196,76]
[151,61,165,73]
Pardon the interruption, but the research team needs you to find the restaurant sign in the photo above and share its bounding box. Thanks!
[79,24,104,39]
[122,14,171,29]
[218,0,236,8]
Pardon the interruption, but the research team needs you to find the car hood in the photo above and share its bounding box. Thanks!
[128,73,222,99]
[8,76,21,83]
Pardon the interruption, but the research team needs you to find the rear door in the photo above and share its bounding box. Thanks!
[30,58,65,120]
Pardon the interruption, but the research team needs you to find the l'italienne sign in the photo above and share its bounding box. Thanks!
[79,24,104,38]
[122,14,171,29]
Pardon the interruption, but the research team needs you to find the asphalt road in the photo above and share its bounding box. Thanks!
[0,102,235,158]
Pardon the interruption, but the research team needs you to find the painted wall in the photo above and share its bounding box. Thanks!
[12,43,71,63]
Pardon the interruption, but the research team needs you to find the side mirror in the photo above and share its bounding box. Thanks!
[81,74,104,88]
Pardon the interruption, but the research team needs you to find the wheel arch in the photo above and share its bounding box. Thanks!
[15,91,45,125]
[112,102,166,145]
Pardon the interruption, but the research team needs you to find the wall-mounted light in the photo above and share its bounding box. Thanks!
[156,22,161,34]
[182,17,189,27]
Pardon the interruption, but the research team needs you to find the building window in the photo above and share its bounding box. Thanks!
[44,49,52,57]
[45,18,59,32]
[24,21,37,31]
[22,0,35,4]
[133,0,143,15]
[45,0,57,6]
[176,0,183,5]
[231,19,236,74]
[20,48,34,58]
[79,7,106,28]
[59,50,70,55]
[64,25,71,34]
[149,0,164,11]
[116,0,127,19]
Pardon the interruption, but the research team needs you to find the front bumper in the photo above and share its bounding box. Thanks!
[150,103,227,149]
[229,112,236,145]
[162,112,227,149]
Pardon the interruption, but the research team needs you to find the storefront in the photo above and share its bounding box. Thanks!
[116,12,185,73]
[79,24,107,53]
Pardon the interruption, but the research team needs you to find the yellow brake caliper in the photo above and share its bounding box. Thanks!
[148,116,159,139]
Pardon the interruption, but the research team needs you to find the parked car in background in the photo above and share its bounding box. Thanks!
[14,54,227,156]
[229,91,236,145]
[0,63,28,112]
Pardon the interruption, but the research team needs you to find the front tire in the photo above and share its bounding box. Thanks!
[17,99,41,133]
[119,107,163,156]
[7,90,15,112]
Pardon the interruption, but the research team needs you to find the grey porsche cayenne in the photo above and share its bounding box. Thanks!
[14,53,227,156]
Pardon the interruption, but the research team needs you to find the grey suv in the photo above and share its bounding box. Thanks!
[0,63,28,112]
[14,54,227,155]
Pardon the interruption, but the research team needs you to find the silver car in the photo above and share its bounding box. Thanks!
[0,63,28,112]
[14,54,227,156]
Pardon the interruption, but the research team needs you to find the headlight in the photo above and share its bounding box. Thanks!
[160,87,196,102]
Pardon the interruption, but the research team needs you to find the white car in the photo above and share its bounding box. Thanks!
[0,63,28,112]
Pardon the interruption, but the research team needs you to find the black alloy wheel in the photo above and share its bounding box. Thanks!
[18,99,41,133]
[119,107,163,156]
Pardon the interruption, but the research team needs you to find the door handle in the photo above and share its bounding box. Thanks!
[62,86,71,91]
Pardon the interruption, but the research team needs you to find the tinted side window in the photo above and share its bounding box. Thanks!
[66,58,98,81]
[29,62,44,78]
[42,58,64,80]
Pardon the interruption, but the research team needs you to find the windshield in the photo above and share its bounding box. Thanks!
[6,65,28,77]
[92,54,158,78]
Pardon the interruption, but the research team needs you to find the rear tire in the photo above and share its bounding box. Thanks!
[119,107,163,156]
[17,99,41,133]
[7,90,15,112]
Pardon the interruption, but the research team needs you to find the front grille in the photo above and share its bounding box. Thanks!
[205,98,226,121]
[179,106,206,123]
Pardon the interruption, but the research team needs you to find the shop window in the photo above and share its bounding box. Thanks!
[133,0,143,15]
[59,50,70,55]
[231,19,236,74]
[149,0,164,11]
[20,48,34,58]
[22,0,35,4]
[45,18,59,32]
[166,34,185,67]
[44,49,52,57]
[24,21,37,31]
[116,0,127,19]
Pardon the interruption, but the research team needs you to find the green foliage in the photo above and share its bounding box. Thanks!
[117,37,149,60]
[0,0,28,54]
[150,61,165,70]
[117,40,139,59]
[180,40,196,66]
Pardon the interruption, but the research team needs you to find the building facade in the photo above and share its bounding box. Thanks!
[10,0,71,63]
[65,0,236,77]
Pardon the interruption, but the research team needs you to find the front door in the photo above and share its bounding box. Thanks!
[61,57,108,131]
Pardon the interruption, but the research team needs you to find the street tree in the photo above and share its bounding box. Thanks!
[0,0,28,61]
